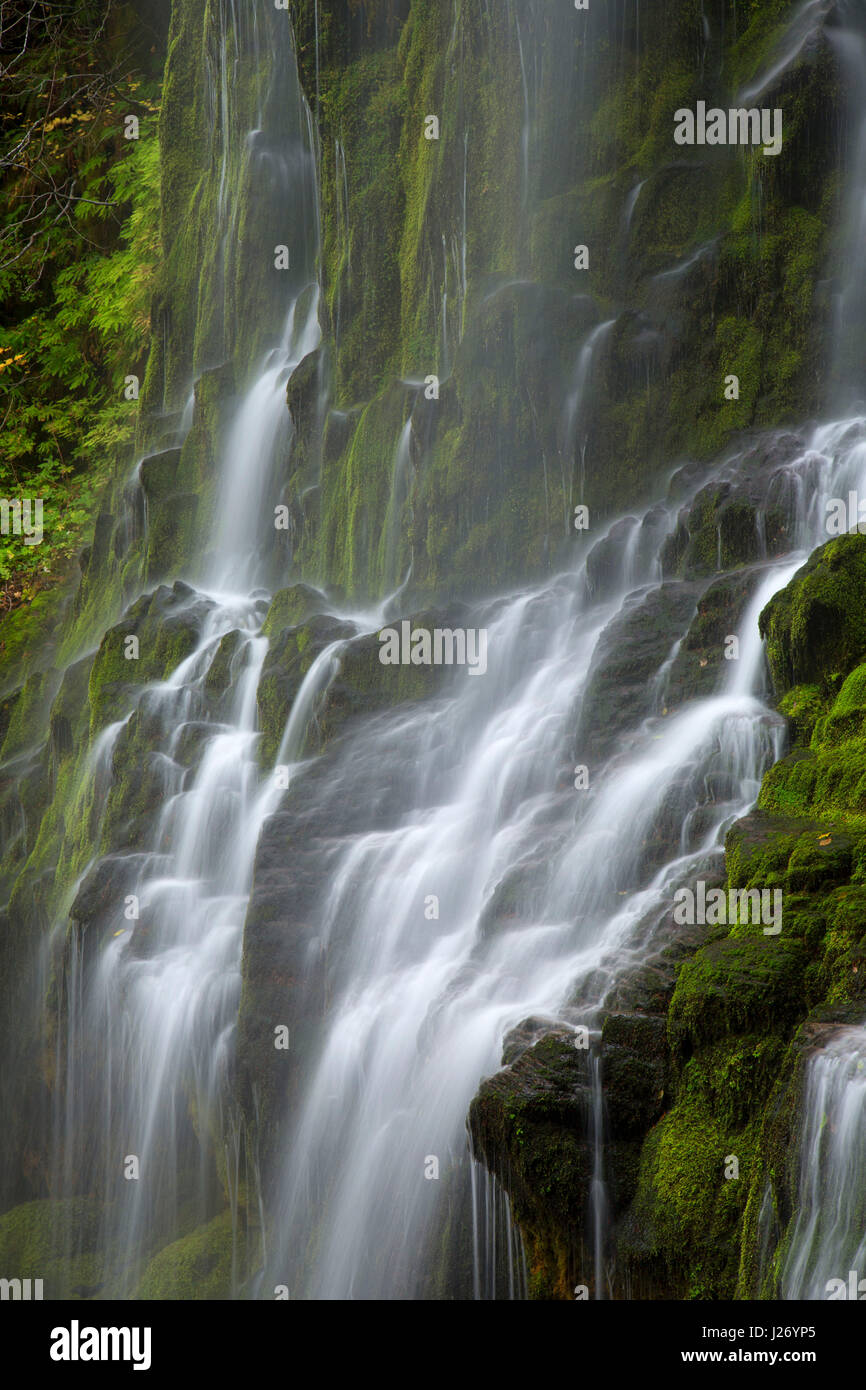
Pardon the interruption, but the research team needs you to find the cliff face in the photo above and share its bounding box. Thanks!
[285,0,839,601]
[0,0,858,1300]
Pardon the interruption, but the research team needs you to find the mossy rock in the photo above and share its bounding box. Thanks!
[601,1013,670,1140]
[814,662,866,745]
[785,828,855,891]
[759,532,866,695]
[134,1210,234,1300]
[145,492,199,582]
[314,613,461,746]
[0,667,60,762]
[578,581,699,759]
[468,1033,593,1298]
[665,569,764,707]
[669,936,807,1059]
[0,1197,113,1300]
[777,682,826,745]
[725,809,807,889]
[139,448,181,503]
[261,583,327,638]
[256,612,356,766]
[620,1060,760,1300]
[203,629,243,698]
[87,583,214,731]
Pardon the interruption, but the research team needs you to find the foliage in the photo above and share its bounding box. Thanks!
[0,1,162,615]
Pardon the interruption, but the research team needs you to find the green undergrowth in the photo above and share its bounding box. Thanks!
[0,3,163,673]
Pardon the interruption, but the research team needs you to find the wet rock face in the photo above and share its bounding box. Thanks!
[468,1013,672,1299]
[601,1014,670,1141]
[286,0,839,600]
[664,568,766,706]
[238,604,469,1165]
[576,582,701,763]
[467,512,866,1299]
[256,612,356,765]
[235,801,330,1152]
[88,582,216,731]
[468,1033,595,1298]
[662,433,806,581]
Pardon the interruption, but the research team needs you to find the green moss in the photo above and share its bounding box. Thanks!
[87,586,204,732]
[760,533,866,696]
[669,937,807,1061]
[625,1060,761,1299]
[778,683,826,745]
[468,1034,591,1300]
[134,1210,235,1301]
[0,1198,112,1300]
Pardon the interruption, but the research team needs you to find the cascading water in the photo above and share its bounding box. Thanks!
[207,285,321,591]
[780,1028,866,1298]
[8,0,866,1306]
[827,0,866,404]
[41,3,330,1294]
[255,402,866,1297]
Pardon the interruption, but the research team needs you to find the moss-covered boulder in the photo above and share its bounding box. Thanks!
[0,1198,113,1300]
[134,1210,235,1300]
[760,532,866,695]
[668,937,807,1061]
[468,1033,593,1299]
[88,582,214,732]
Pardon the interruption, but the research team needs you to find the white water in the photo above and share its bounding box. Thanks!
[207,286,321,591]
[253,406,866,1297]
[383,418,413,590]
[563,319,616,499]
[739,0,832,106]
[35,0,866,1303]
[781,1028,866,1298]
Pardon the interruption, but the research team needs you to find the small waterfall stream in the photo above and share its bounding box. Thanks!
[781,1028,866,1299]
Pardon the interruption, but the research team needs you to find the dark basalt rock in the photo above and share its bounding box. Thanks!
[664,565,769,708]
[577,581,701,763]
[601,1013,670,1139]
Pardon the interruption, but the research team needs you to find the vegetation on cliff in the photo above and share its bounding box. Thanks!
[0,1,166,658]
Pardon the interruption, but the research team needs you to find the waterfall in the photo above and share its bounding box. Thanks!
[207,286,321,592]
[562,320,616,500]
[35,2,329,1296]
[249,411,855,1297]
[383,418,414,590]
[781,1028,866,1298]
[256,404,866,1298]
[827,0,866,405]
[7,0,866,1306]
